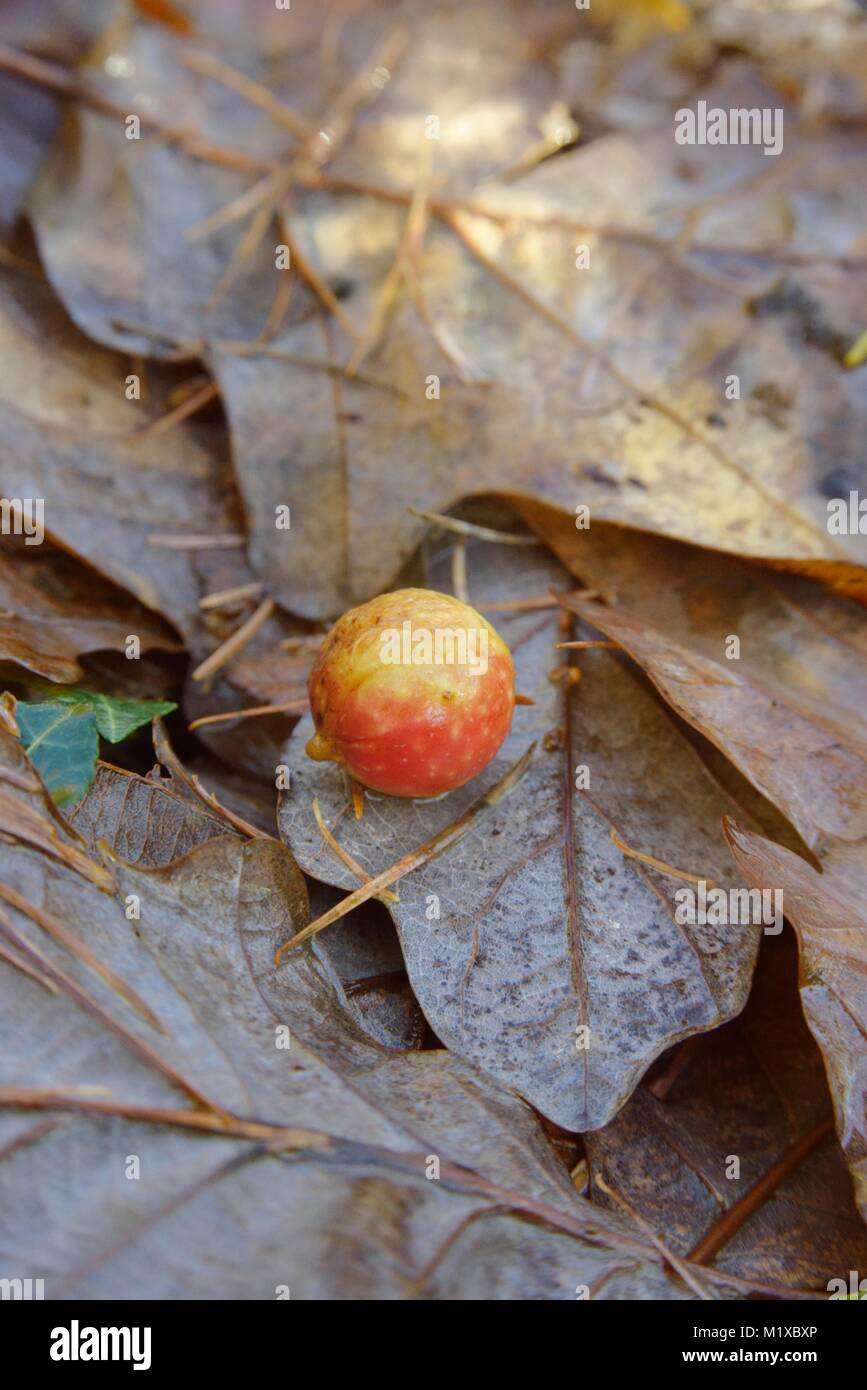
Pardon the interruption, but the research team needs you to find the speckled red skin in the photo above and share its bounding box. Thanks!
[306,589,516,798]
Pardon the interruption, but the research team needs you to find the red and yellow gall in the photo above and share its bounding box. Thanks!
[305,588,516,798]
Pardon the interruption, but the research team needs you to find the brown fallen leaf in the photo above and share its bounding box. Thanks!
[69,759,234,868]
[69,743,425,1054]
[0,726,717,1300]
[0,266,242,644]
[513,498,867,1228]
[20,7,867,621]
[515,498,867,756]
[0,725,114,890]
[0,878,160,1031]
[0,264,312,766]
[24,4,558,354]
[725,821,867,1226]
[0,537,180,684]
[586,932,867,1292]
[556,593,867,856]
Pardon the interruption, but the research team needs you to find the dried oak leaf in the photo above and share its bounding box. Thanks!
[0,726,695,1300]
[278,540,761,1131]
[23,7,867,618]
[0,264,310,757]
[514,499,867,856]
[0,0,118,232]
[514,499,867,1226]
[72,739,424,1051]
[586,933,867,1292]
[563,599,867,857]
[216,65,867,616]
[0,539,179,684]
[25,4,558,354]
[0,266,240,645]
[725,822,867,1227]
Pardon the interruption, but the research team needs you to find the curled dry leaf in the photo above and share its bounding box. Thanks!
[278,539,762,1130]
[511,500,867,856]
[513,496,867,1227]
[535,570,867,857]
[725,821,867,1226]
[0,540,180,685]
[0,267,241,644]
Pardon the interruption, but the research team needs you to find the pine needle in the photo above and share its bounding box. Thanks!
[556,640,621,650]
[610,830,716,889]
[183,49,315,139]
[130,381,218,441]
[191,598,275,682]
[452,537,469,603]
[312,797,398,904]
[188,699,307,730]
[408,507,539,546]
[199,582,264,611]
[146,533,244,550]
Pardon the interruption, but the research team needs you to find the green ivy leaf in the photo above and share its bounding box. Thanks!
[14,688,177,805]
[15,701,99,805]
[46,688,177,743]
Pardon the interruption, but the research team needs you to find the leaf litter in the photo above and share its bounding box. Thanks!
[0,0,866,1301]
